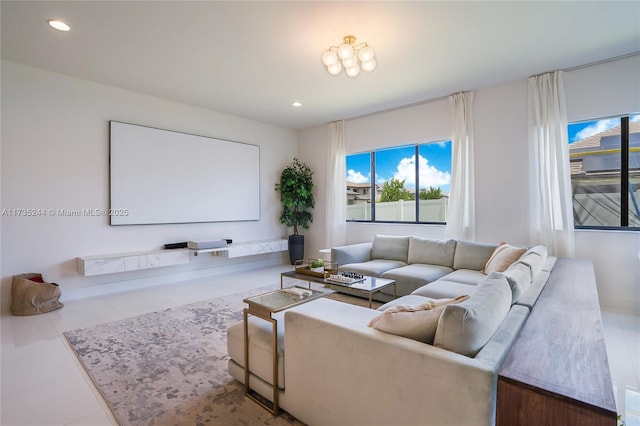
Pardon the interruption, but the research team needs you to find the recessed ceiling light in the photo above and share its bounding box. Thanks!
[48,20,70,32]
[292,102,302,107]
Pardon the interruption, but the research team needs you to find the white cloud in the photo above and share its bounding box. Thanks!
[347,169,369,183]
[393,155,450,189]
[631,114,640,123]
[575,118,619,140]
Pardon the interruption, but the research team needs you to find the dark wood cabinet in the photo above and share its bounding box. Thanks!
[497,258,617,426]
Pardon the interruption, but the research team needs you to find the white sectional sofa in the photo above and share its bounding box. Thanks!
[226,235,557,425]
[332,234,556,304]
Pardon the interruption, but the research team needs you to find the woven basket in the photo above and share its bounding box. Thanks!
[10,273,63,316]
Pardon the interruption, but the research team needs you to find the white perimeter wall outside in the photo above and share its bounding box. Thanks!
[1,61,297,311]
[299,55,640,314]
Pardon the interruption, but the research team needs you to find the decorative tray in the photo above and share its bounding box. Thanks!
[294,259,338,279]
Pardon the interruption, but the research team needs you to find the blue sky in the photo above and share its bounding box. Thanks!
[568,114,639,143]
[347,141,452,194]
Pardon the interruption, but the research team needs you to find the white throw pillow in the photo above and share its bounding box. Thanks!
[368,295,469,344]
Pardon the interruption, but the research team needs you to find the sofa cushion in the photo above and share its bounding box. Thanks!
[453,241,498,271]
[340,259,406,277]
[502,262,533,304]
[411,280,478,299]
[332,242,372,265]
[381,264,453,290]
[439,269,487,286]
[368,295,469,344]
[483,243,526,274]
[408,237,456,268]
[433,273,512,357]
[371,235,409,262]
[227,312,286,389]
[517,245,548,277]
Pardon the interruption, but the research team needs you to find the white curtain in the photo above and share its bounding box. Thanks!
[445,91,476,241]
[528,71,575,257]
[325,120,347,249]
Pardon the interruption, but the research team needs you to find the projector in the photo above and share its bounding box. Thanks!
[187,240,228,250]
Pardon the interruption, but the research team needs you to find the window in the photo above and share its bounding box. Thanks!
[346,141,452,223]
[568,113,640,229]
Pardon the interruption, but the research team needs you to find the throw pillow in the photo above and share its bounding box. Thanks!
[517,245,548,277]
[483,242,526,274]
[502,261,533,304]
[368,295,469,344]
[433,273,512,357]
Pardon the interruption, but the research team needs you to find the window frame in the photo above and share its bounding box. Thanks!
[569,114,640,231]
[346,141,451,225]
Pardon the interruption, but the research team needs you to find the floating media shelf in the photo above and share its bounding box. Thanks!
[77,239,288,276]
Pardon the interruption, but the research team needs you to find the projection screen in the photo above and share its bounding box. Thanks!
[109,121,260,225]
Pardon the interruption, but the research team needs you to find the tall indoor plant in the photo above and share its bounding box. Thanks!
[275,157,315,264]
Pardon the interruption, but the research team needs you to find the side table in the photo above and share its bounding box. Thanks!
[243,286,325,415]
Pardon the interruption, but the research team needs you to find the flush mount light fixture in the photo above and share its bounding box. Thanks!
[292,101,302,107]
[48,19,70,31]
[322,35,376,78]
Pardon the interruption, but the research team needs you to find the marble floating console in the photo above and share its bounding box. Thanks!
[77,249,190,276]
[191,239,288,258]
[77,239,288,276]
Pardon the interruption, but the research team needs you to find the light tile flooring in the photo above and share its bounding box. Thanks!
[1,264,638,426]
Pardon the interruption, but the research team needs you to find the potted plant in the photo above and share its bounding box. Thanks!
[275,157,315,264]
[309,258,325,273]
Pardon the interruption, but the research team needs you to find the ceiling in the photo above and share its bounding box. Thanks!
[2,1,639,130]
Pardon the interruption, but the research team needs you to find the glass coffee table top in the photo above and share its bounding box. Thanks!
[243,286,325,313]
[325,275,395,291]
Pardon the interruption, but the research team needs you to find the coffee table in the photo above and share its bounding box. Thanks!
[280,270,396,308]
[243,285,325,415]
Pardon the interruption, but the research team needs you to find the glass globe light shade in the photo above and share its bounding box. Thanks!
[337,43,354,60]
[361,58,377,72]
[345,64,360,78]
[342,56,357,69]
[327,62,342,76]
[358,46,375,62]
[322,50,338,66]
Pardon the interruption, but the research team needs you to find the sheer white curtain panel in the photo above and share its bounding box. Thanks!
[325,120,347,249]
[528,70,575,257]
[445,91,476,241]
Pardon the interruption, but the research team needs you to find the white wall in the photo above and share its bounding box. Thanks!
[1,61,297,310]
[299,54,640,314]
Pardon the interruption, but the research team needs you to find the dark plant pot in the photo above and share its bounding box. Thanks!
[288,234,304,265]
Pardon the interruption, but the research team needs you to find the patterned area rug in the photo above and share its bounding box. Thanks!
[64,284,305,426]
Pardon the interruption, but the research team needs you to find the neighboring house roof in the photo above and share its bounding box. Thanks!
[569,121,640,227]
[346,181,381,189]
[569,122,640,151]
[569,122,640,175]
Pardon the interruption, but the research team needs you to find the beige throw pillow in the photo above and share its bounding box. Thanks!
[483,242,526,274]
[368,295,469,344]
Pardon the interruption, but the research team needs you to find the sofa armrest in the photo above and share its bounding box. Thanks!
[331,242,372,265]
[475,304,530,368]
[516,256,557,309]
[284,298,498,426]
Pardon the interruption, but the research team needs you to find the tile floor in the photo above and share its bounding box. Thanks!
[1,264,638,425]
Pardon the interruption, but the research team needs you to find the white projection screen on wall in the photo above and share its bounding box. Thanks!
[109,121,260,225]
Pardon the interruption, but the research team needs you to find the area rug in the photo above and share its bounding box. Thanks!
[64,284,305,426]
